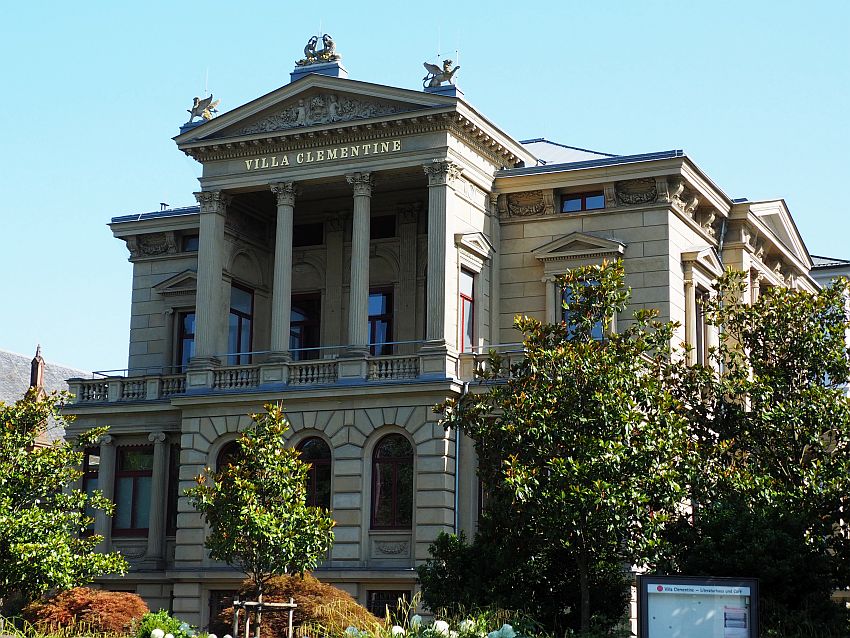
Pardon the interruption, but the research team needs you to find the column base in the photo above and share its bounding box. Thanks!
[186,355,221,371]
[344,345,370,358]
[266,350,293,363]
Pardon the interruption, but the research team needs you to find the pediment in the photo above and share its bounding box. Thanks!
[175,75,455,145]
[681,246,723,278]
[455,232,494,262]
[748,200,811,268]
[153,270,197,297]
[533,232,626,263]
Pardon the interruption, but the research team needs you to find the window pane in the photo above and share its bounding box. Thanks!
[299,438,331,461]
[370,216,396,240]
[586,194,605,210]
[373,462,395,527]
[293,223,324,247]
[396,461,414,527]
[228,314,239,356]
[369,292,389,315]
[459,269,474,298]
[376,434,412,459]
[315,462,332,509]
[230,286,253,314]
[463,298,474,352]
[134,476,152,529]
[181,235,200,252]
[114,477,133,529]
[240,318,252,353]
[120,449,154,472]
[562,196,582,213]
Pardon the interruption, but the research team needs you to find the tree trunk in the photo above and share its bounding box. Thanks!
[577,552,591,632]
[256,585,263,638]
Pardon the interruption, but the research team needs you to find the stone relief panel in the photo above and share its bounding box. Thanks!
[506,190,546,217]
[126,232,178,259]
[615,178,657,206]
[238,94,416,135]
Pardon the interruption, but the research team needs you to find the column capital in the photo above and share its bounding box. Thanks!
[99,434,114,447]
[148,431,168,444]
[346,171,374,197]
[270,181,297,207]
[424,160,463,187]
[194,190,231,214]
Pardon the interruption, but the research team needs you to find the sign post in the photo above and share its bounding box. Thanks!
[637,575,759,638]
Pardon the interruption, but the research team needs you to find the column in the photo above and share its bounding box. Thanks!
[269,182,297,361]
[684,278,697,365]
[345,172,373,355]
[325,216,345,351]
[423,160,463,347]
[144,432,168,564]
[94,435,115,553]
[190,190,230,368]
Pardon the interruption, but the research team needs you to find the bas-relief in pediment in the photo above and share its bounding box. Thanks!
[213,92,429,138]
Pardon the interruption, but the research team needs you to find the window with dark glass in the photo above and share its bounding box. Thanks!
[561,191,605,213]
[371,434,413,529]
[367,590,411,619]
[460,269,475,353]
[695,290,709,366]
[369,289,393,356]
[166,444,179,535]
[181,234,200,252]
[290,293,321,360]
[228,285,253,365]
[113,446,154,535]
[293,223,324,247]
[370,215,397,240]
[562,284,605,340]
[216,441,243,471]
[297,437,332,509]
[177,311,195,372]
[82,447,100,533]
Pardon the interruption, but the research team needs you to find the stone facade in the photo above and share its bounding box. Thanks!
[64,59,819,625]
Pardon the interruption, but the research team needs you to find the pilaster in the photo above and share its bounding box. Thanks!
[144,432,169,566]
[346,172,373,356]
[269,182,297,361]
[94,435,115,552]
[398,203,420,353]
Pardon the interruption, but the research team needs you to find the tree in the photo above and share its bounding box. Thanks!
[186,403,335,609]
[662,272,850,635]
[0,390,127,611]
[435,260,696,633]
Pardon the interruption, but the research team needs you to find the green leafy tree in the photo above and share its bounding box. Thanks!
[436,260,696,633]
[186,403,335,610]
[0,390,127,611]
[662,272,850,635]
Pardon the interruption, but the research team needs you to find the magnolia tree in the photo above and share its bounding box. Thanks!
[436,261,697,632]
[187,403,334,614]
[0,390,126,611]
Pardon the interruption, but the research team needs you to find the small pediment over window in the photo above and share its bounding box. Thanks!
[153,270,197,297]
[533,232,625,265]
[681,246,723,278]
[455,232,494,262]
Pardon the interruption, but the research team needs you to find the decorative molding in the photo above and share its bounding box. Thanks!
[153,270,198,297]
[455,232,495,262]
[604,184,617,209]
[238,93,413,135]
[615,178,657,206]
[534,232,626,274]
[423,160,463,187]
[488,193,500,215]
[668,178,700,217]
[681,246,724,279]
[114,543,146,560]
[375,540,409,556]
[126,232,178,259]
[700,210,717,238]
[346,171,374,197]
[506,190,545,217]
[148,431,167,444]
[270,181,297,207]
[194,190,231,214]
[542,189,555,216]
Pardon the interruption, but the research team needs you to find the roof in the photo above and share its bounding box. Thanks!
[112,205,200,224]
[496,149,685,177]
[0,349,92,442]
[811,255,850,270]
[520,138,617,165]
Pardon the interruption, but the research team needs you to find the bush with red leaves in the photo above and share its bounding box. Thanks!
[23,587,149,634]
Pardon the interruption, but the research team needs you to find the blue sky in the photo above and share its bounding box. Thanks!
[1,1,848,372]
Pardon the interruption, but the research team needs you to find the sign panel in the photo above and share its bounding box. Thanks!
[638,575,758,638]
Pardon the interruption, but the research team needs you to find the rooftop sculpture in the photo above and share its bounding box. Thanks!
[296,34,342,66]
[186,95,220,122]
[422,59,460,88]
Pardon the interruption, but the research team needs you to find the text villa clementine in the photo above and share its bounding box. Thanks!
[244,139,403,170]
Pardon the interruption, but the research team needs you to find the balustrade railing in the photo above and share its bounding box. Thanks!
[368,355,419,380]
[213,366,260,390]
[288,360,338,385]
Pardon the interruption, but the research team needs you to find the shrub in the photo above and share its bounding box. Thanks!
[213,573,381,638]
[23,587,149,633]
[136,610,199,638]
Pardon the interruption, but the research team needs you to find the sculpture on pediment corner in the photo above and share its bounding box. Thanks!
[423,59,460,88]
[615,178,657,206]
[296,34,342,67]
[187,95,220,122]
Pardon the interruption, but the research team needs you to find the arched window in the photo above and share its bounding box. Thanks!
[371,434,413,529]
[216,441,242,471]
[297,437,332,509]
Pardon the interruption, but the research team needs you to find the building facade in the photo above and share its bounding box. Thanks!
[64,44,819,625]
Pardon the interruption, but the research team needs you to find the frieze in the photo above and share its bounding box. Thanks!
[615,178,657,206]
[506,190,546,216]
[239,94,412,135]
[126,232,178,259]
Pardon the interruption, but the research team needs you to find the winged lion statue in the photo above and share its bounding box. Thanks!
[423,59,460,88]
[187,95,220,122]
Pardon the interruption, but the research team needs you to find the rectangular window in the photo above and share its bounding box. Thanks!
[290,293,322,360]
[181,234,200,252]
[561,191,605,213]
[695,290,709,366]
[228,285,253,365]
[367,590,411,620]
[293,222,324,247]
[82,447,100,533]
[368,289,393,356]
[177,312,195,372]
[113,446,154,535]
[166,444,179,535]
[460,269,475,353]
[562,285,605,340]
[370,215,397,240]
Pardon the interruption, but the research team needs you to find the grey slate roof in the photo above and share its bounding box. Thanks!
[112,205,200,225]
[497,149,685,178]
[520,138,618,165]
[0,349,92,442]
[811,255,850,269]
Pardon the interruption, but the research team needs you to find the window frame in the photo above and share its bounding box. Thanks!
[296,437,332,509]
[227,283,254,365]
[112,445,154,537]
[370,434,414,530]
[459,268,475,353]
[290,292,322,360]
[560,191,605,213]
[176,310,196,372]
[368,288,394,356]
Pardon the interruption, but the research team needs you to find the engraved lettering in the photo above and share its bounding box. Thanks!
[380,142,390,153]
[261,157,269,168]
[317,150,324,161]
[244,160,253,170]
[362,144,370,155]
[373,143,379,153]
[327,148,337,159]
[392,140,401,151]
[281,154,290,166]
[350,146,358,157]
[271,156,279,167]
[253,159,259,169]
[306,151,314,162]
[296,152,304,164]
